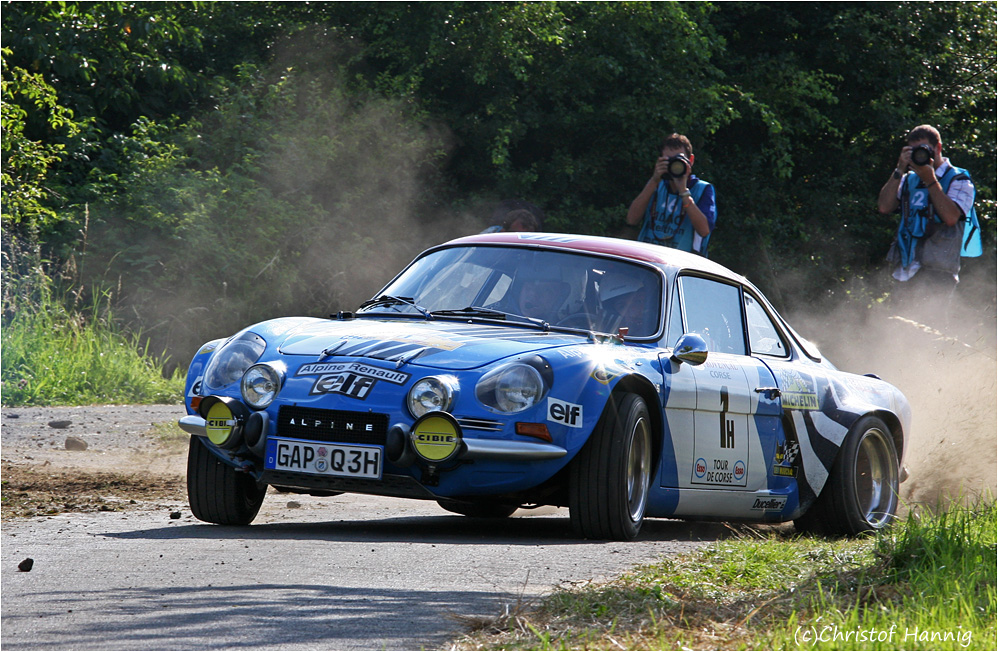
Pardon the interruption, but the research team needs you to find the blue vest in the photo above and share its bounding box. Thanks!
[896,165,981,268]
[638,179,712,255]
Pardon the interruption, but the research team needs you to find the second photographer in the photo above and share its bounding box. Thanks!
[878,124,981,295]
[626,133,716,255]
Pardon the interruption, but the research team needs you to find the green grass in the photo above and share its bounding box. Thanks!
[1,291,184,406]
[454,498,997,650]
[148,419,191,451]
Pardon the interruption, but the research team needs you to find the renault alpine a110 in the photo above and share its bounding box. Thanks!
[179,233,910,540]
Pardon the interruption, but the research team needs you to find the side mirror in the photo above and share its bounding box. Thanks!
[671,333,708,366]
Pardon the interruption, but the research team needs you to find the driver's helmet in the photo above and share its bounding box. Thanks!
[598,272,644,307]
[598,272,647,333]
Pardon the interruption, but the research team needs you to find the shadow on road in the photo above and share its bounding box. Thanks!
[2,581,519,650]
[102,513,735,545]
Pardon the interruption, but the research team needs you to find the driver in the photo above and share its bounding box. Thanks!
[511,278,570,323]
[599,274,648,334]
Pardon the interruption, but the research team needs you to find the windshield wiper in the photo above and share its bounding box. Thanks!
[358,295,432,319]
[430,306,508,320]
[432,306,549,331]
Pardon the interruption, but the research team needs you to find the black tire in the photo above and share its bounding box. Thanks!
[795,416,899,536]
[569,393,653,540]
[187,435,266,525]
[436,499,519,518]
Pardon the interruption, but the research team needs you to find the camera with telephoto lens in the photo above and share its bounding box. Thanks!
[665,154,690,179]
[910,144,934,167]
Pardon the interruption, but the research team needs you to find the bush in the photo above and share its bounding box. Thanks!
[1,287,183,406]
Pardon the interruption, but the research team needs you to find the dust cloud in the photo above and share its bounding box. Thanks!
[95,33,493,365]
[786,278,997,511]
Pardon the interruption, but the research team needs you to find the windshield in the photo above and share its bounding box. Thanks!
[359,245,664,337]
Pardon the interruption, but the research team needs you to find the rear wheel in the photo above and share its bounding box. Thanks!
[569,393,653,540]
[436,499,518,518]
[795,416,899,536]
[187,436,266,525]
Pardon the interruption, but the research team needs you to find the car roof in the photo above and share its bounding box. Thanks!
[443,232,746,283]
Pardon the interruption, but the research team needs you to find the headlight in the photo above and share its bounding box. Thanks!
[476,363,547,414]
[203,332,266,389]
[241,362,285,409]
[407,376,458,418]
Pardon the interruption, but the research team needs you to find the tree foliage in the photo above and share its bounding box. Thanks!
[1,46,84,229]
[2,1,994,360]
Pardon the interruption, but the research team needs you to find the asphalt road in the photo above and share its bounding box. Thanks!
[2,491,728,650]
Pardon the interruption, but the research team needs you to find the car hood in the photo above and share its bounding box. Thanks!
[278,318,589,370]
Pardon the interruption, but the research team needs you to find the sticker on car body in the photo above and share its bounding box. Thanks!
[297,362,411,400]
[778,368,820,410]
[187,375,203,397]
[297,362,410,384]
[772,440,800,478]
[750,495,787,511]
[548,398,583,428]
[693,457,747,486]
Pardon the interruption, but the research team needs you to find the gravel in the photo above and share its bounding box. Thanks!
[1,404,186,454]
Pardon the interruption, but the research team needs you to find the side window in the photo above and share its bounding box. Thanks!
[678,276,746,355]
[744,293,788,357]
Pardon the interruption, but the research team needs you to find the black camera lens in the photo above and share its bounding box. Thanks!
[910,144,934,167]
[666,154,690,178]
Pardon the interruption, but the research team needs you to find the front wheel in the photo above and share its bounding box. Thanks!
[569,393,653,540]
[795,416,899,536]
[187,435,267,525]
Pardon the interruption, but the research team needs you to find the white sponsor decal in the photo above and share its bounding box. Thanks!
[188,375,203,397]
[548,398,583,428]
[297,362,410,385]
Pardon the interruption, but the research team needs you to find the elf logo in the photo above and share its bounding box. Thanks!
[310,372,377,399]
[548,398,583,428]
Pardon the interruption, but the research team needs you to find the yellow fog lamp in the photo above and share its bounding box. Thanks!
[198,396,250,450]
[409,412,463,464]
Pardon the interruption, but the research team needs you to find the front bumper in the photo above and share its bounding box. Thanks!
[178,414,567,461]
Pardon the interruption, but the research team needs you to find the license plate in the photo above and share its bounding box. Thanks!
[265,437,383,480]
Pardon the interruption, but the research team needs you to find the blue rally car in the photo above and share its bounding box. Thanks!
[179,233,911,540]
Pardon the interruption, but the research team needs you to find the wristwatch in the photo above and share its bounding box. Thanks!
[892,168,903,180]
[679,190,692,199]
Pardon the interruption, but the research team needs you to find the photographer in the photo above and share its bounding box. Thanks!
[878,124,981,293]
[626,133,716,255]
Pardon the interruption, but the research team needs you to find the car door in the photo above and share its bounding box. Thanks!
[657,277,698,490]
[741,289,804,500]
[661,275,782,493]
[745,289,836,511]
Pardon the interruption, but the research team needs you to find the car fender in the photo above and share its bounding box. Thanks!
[184,338,224,414]
[765,360,910,515]
[521,343,661,456]
[184,317,326,413]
